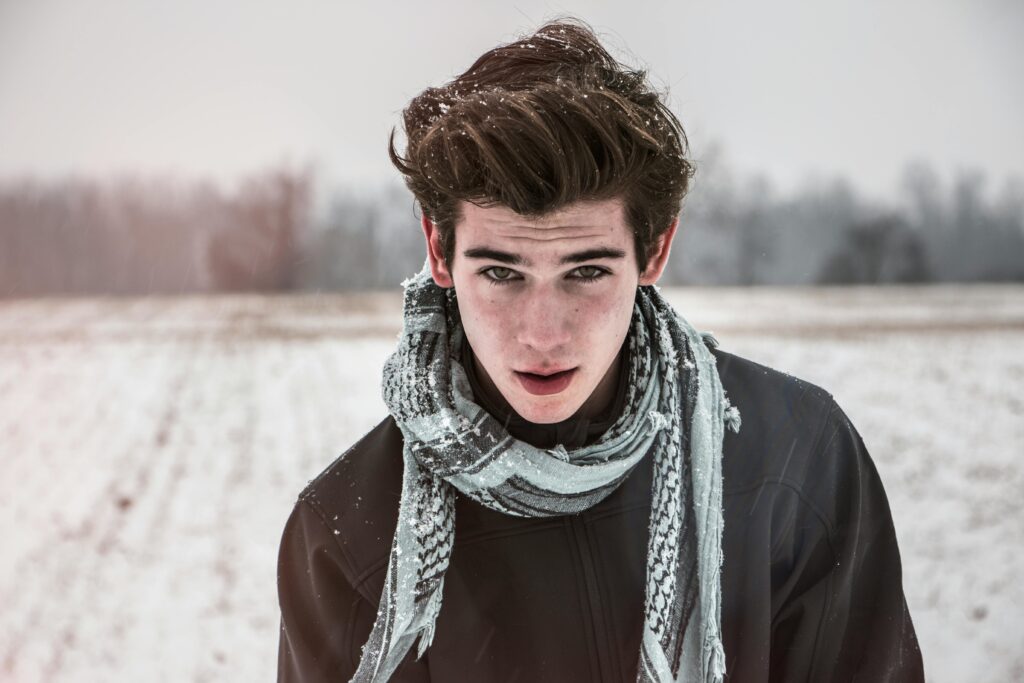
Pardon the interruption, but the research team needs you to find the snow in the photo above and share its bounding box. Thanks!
[0,284,1021,682]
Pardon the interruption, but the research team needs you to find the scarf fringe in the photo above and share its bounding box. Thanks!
[707,638,727,682]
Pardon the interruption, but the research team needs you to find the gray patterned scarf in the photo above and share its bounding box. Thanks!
[353,263,741,682]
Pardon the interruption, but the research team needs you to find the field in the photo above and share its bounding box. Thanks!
[1,285,1022,682]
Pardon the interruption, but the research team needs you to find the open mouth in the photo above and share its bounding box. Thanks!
[514,368,578,396]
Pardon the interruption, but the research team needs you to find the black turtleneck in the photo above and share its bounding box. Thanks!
[460,339,630,451]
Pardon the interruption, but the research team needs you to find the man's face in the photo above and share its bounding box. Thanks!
[422,196,676,425]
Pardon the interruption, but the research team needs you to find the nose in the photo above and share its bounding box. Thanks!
[514,284,573,355]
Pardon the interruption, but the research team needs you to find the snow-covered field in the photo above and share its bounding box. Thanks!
[1,285,1021,682]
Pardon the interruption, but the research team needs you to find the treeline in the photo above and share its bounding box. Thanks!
[303,150,1024,290]
[1,154,1022,297]
[667,147,1024,286]
[0,168,310,296]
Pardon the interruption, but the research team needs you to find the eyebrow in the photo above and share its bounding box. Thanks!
[462,247,627,266]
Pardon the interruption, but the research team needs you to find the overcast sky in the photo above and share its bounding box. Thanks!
[0,0,1021,202]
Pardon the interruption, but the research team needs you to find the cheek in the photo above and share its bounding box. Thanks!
[584,283,635,322]
[457,289,508,346]
[574,289,636,346]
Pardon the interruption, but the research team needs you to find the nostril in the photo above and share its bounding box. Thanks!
[515,322,573,351]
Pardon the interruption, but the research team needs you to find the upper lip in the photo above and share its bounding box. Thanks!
[516,367,576,377]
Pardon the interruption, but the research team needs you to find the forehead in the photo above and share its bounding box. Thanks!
[456,197,630,248]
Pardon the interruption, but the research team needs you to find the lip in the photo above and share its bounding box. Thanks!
[518,366,574,376]
[514,368,578,396]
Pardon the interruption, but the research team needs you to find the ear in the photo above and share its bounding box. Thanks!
[421,213,454,288]
[638,216,679,286]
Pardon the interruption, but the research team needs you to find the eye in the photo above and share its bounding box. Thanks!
[570,265,609,283]
[481,266,519,285]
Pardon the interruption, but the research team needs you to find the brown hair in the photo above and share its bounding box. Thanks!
[387,16,695,272]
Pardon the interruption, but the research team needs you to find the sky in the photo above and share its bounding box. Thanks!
[0,0,1021,202]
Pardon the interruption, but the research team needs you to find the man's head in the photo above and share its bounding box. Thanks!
[388,17,694,423]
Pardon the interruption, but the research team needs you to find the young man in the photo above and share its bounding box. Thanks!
[276,18,924,683]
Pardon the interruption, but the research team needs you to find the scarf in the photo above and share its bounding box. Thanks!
[353,262,741,682]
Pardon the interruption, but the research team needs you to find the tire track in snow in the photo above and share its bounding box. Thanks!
[47,342,195,682]
[1,340,196,682]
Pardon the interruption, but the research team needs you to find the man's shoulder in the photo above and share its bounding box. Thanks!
[293,416,404,576]
[711,344,903,574]
[710,344,836,433]
[710,345,845,496]
[299,416,404,501]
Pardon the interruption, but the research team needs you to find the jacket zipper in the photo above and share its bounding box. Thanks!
[568,513,617,682]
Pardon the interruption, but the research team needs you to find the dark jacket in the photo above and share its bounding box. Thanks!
[276,343,925,682]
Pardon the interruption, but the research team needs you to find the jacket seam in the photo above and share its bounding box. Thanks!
[585,518,628,682]
[806,547,836,683]
[800,398,842,554]
[345,586,364,668]
[724,475,835,561]
[565,516,605,682]
[299,494,380,607]
[801,398,841,682]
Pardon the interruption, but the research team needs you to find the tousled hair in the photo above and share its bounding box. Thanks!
[388,16,695,272]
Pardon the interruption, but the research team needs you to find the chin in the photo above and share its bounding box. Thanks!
[508,393,581,425]
[518,408,573,425]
